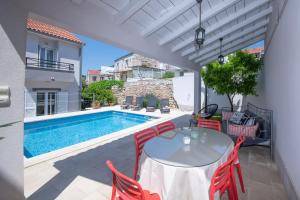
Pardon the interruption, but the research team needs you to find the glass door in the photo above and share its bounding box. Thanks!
[48,92,57,115]
[36,91,57,116]
[36,92,46,116]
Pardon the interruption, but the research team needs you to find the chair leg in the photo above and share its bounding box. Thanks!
[228,183,236,200]
[231,166,239,200]
[236,163,245,193]
[134,160,138,180]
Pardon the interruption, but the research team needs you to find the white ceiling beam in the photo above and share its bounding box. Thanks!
[142,0,197,37]
[159,0,242,45]
[195,31,266,63]
[114,0,150,24]
[198,35,265,67]
[176,3,272,53]
[192,28,266,62]
[189,19,268,60]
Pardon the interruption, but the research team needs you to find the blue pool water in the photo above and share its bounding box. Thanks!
[24,111,155,158]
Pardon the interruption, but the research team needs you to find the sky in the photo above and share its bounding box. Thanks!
[247,40,264,49]
[78,35,128,75]
[78,34,264,75]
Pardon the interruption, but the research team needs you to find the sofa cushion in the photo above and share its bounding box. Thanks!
[229,112,244,124]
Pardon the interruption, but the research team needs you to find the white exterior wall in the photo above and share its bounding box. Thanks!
[203,78,244,110]
[172,72,194,111]
[173,72,244,112]
[58,40,81,111]
[252,0,300,198]
[0,1,27,199]
[25,32,82,117]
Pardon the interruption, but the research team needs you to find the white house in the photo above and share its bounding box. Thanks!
[86,66,114,84]
[24,18,84,117]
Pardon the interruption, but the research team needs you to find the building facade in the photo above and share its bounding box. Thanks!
[114,53,167,81]
[244,47,264,59]
[87,66,114,84]
[24,18,84,117]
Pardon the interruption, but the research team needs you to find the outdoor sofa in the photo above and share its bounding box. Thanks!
[221,103,273,157]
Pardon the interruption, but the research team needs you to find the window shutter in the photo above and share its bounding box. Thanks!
[57,92,68,113]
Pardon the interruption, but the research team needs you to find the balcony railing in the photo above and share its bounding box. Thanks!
[26,57,74,72]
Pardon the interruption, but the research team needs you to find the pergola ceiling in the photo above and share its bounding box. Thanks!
[91,0,272,66]
[22,0,272,70]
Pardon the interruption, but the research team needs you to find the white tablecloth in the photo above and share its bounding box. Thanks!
[138,140,234,200]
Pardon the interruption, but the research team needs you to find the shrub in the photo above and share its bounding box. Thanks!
[82,80,123,106]
[163,71,175,79]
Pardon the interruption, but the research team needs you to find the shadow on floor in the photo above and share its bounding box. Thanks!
[27,115,191,200]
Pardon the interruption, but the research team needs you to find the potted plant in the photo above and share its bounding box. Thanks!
[92,100,100,109]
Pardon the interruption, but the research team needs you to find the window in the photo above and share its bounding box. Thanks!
[39,46,56,68]
[92,76,97,81]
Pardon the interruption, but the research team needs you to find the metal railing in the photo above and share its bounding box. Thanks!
[26,57,74,72]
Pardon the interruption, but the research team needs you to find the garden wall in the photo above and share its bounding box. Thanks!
[112,79,178,108]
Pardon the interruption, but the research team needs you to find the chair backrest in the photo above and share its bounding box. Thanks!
[106,160,146,200]
[156,121,176,135]
[134,128,157,179]
[198,119,222,132]
[136,96,144,106]
[198,104,218,119]
[125,96,133,104]
[147,96,157,107]
[209,159,233,200]
[160,99,169,108]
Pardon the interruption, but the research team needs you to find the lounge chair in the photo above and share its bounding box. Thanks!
[160,99,170,113]
[146,96,157,112]
[121,96,133,109]
[132,96,144,111]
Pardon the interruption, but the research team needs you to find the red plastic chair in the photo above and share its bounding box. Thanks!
[134,128,157,180]
[198,119,222,132]
[156,121,176,135]
[209,158,236,200]
[231,134,246,198]
[106,160,160,200]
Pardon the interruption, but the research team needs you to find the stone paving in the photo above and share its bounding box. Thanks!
[24,114,288,200]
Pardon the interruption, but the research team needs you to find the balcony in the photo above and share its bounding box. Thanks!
[26,57,74,73]
[25,57,75,83]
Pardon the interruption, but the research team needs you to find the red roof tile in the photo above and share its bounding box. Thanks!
[244,47,264,54]
[88,70,101,75]
[27,18,84,44]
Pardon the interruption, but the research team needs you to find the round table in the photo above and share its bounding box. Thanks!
[138,127,234,200]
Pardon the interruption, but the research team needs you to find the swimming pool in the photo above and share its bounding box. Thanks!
[24,111,156,158]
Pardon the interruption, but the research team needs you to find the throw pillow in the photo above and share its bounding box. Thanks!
[229,112,244,124]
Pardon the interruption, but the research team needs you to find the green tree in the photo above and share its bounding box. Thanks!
[81,77,87,90]
[163,71,175,79]
[201,51,262,111]
[82,80,124,105]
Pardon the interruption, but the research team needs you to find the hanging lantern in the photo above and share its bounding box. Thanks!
[195,0,205,49]
[195,27,205,48]
[218,38,224,64]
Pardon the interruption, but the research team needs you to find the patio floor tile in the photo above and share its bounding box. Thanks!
[24,114,288,200]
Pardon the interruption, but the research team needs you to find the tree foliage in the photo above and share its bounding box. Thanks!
[82,80,124,105]
[201,51,262,111]
[163,71,175,79]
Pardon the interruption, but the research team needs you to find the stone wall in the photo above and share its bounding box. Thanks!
[112,80,178,108]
